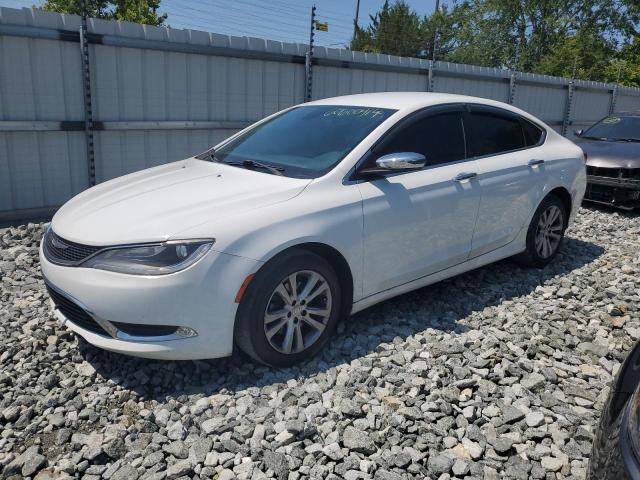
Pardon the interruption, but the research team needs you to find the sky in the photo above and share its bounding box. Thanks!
[0,0,437,47]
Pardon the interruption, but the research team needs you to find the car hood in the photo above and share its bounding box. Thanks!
[51,158,311,245]
[577,138,640,169]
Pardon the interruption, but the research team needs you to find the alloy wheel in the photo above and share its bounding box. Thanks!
[263,270,332,354]
[535,204,563,259]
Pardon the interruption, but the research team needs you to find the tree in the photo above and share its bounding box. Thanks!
[535,29,617,81]
[350,0,424,57]
[603,38,640,87]
[350,0,640,86]
[42,0,166,26]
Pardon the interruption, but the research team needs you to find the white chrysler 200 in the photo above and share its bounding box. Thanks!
[41,92,586,366]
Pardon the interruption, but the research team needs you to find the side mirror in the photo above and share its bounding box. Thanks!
[574,129,583,137]
[359,152,426,177]
[376,152,426,170]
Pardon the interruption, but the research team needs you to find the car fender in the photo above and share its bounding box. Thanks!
[177,179,366,302]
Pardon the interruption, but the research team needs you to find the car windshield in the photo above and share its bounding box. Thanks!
[583,115,640,142]
[211,105,396,178]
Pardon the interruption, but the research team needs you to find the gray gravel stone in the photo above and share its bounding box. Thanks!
[526,411,545,428]
[21,448,47,477]
[0,209,637,479]
[541,456,564,472]
[342,426,375,454]
[452,458,470,476]
[428,453,454,474]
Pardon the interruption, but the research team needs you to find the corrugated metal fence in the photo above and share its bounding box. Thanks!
[1,6,640,222]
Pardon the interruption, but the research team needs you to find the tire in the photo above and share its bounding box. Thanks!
[514,193,567,268]
[234,249,342,367]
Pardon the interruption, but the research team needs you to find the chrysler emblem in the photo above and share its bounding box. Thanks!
[51,236,69,250]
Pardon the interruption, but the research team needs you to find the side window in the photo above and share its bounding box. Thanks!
[521,118,544,146]
[374,112,466,166]
[466,111,526,157]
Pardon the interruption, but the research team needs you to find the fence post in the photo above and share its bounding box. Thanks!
[508,72,517,105]
[79,5,96,186]
[609,84,618,115]
[561,81,574,137]
[304,6,316,102]
[427,60,435,92]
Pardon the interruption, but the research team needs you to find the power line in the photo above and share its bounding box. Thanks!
[229,0,353,25]
[162,0,352,43]
[170,0,314,32]
[164,3,306,34]
[164,0,353,33]
[164,10,310,40]
[221,0,355,32]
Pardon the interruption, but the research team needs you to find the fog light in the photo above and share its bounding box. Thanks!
[175,326,198,338]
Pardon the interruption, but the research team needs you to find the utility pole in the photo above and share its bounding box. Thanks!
[305,5,316,102]
[352,0,361,40]
[431,0,440,62]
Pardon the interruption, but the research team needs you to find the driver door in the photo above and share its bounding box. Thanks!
[356,105,482,296]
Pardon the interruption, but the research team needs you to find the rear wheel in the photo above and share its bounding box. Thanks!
[514,194,567,268]
[234,249,341,367]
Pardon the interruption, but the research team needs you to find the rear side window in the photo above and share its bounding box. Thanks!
[466,111,526,157]
[521,118,545,146]
[374,112,466,166]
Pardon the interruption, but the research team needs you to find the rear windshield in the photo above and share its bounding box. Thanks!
[583,115,640,142]
[213,105,396,178]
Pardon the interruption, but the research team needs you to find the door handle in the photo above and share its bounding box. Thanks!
[453,172,477,182]
[528,159,545,167]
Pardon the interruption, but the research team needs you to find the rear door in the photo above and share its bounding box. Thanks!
[464,105,547,257]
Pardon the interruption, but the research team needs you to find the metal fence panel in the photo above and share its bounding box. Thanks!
[572,89,611,123]
[616,94,640,112]
[1,6,639,220]
[513,83,567,126]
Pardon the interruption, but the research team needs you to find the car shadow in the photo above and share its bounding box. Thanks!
[79,236,605,402]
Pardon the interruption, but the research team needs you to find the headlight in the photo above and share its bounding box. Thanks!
[82,240,214,275]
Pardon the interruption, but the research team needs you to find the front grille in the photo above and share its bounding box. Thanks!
[43,229,102,266]
[586,166,621,178]
[46,283,108,336]
[585,183,615,202]
[112,322,178,337]
[586,166,640,180]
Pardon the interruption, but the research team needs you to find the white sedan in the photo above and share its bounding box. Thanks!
[40,92,586,366]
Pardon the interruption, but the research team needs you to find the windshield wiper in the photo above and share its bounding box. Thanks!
[580,136,607,141]
[608,138,640,143]
[226,159,285,176]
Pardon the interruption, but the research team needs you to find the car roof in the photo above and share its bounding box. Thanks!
[305,91,536,119]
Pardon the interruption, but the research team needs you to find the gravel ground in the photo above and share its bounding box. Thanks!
[1,206,639,480]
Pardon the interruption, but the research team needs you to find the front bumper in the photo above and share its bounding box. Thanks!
[584,170,640,210]
[40,243,261,360]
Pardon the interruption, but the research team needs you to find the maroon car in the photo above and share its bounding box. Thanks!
[576,112,640,210]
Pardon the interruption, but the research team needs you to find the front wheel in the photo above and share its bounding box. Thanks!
[514,194,567,268]
[234,249,342,367]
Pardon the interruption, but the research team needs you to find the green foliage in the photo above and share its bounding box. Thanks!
[350,0,640,87]
[351,1,424,57]
[42,0,166,26]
